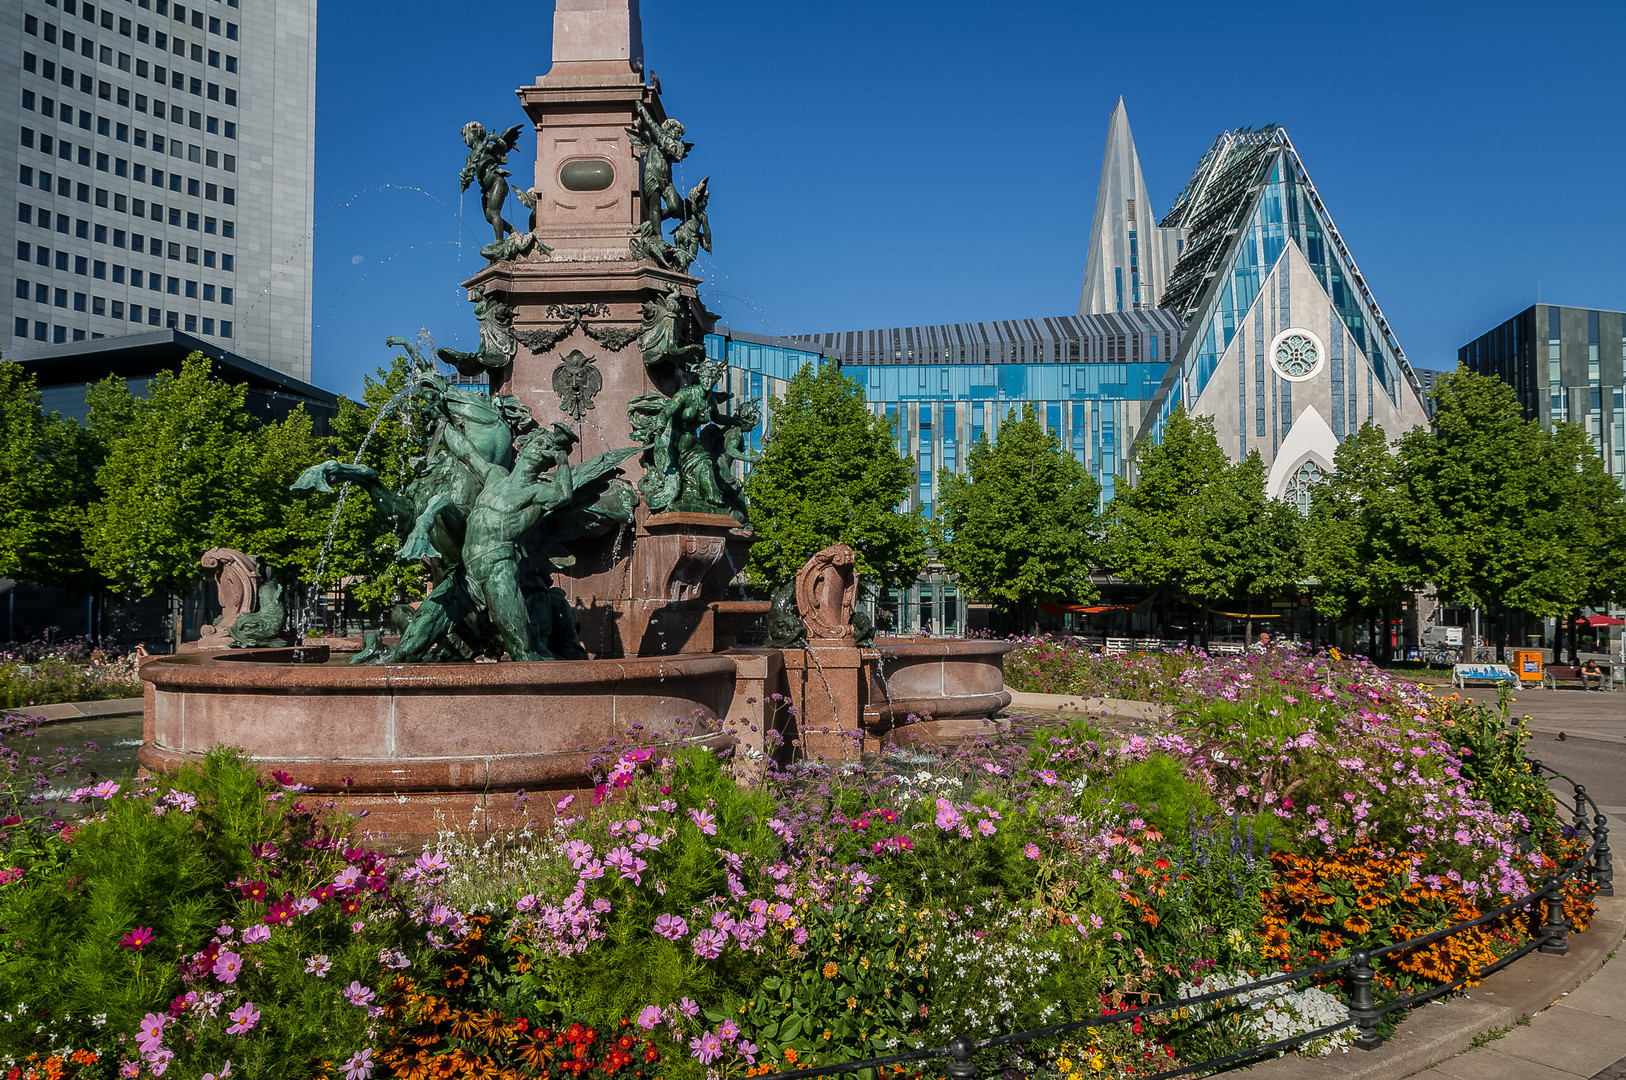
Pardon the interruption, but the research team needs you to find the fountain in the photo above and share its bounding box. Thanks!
[138,0,1009,840]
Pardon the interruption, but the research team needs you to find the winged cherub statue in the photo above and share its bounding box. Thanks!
[459,121,541,260]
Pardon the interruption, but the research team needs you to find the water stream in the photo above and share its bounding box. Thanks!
[298,380,421,640]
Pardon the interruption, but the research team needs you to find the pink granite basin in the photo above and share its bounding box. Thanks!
[139,649,737,803]
[864,638,1013,740]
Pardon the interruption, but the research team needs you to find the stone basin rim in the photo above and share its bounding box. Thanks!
[140,648,741,691]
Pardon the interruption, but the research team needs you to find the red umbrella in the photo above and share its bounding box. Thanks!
[1575,614,1625,627]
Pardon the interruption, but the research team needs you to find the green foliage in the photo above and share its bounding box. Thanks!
[0,360,101,591]
[0,656,142,708]
[0,750,401,1077]
[936,404,1103,625]
[1104,754,1218,840]
[744,362,927,594]
[1305,422,1413,621]
[1107,406,1301,610]
[1435,697,1559,834]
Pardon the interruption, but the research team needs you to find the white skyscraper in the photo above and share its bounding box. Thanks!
[2,0,316,380]
[1077,97,1184,317]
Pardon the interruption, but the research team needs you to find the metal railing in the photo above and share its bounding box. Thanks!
[768,761,1613,1080]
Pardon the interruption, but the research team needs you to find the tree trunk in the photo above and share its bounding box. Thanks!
[1569,608,1582,666]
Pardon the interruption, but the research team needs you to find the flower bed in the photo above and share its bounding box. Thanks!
[0,652,1596,1080]
[0,638,143,709]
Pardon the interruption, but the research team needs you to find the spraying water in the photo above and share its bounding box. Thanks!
[298,378,422,641]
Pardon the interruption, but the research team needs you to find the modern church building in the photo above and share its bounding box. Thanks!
[702,100,1433,630]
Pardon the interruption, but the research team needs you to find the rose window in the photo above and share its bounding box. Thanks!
[1275,334,1318,377]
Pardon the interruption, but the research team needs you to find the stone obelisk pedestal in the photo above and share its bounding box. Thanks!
[463,0,756,658]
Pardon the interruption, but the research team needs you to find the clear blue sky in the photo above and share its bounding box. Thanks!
[310,0,1626,398]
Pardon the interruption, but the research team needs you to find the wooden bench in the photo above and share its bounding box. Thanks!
[1451,663,1518,688]
[1541,664,1617,691]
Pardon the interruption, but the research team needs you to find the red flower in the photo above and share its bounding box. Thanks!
[340,895,363,915]
[120,926,154,950]
[239,880,268,902]
[264,899,296,925]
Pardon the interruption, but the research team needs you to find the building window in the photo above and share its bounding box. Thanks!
[202,317,213,335]
[1285,459,1324,516]
[184,313,196,332]
[13,318,27,338]
[219,320,231,338]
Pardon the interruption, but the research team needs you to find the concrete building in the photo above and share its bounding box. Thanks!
[3,0,316,380]
[1460,304,1626,481]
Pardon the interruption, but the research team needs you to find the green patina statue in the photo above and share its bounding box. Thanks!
[227,581,286,648]
[626,101,691,236]
[293,340,640,664]
[627,359,755,523]
[637,285,706,371]
[460,121,544,263]
[436,287,518,376]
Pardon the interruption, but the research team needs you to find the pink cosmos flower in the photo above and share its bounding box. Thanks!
[306,954,332,977]
[344,1049,374,1080]
[136,1013,168,1053]
[679,997,700,1018]
[93,780,121,799]
[145,1049,174,1077]
[333,866,362,890]
[605,846,647,884]
[121,926,155,950]
[120,1063,140,1079]
[690,1031,725,1064]
[263,900,296,926]
[516,894,537,912]
[242,924,271,944]
[739,1040,759,1064]
[977,819,997,837]
[202,1062,232,1080]
[688,808,717,835]
[719,1019,740,1041]
[692,928,726,959]
[212,950,243,984]
[225,1003,260,1036]
[1023,843,1041,859]
[344,981,376,1008]
[637,1005,663,1030]
[563,840,595,868]
[934,798,962,831]
[653,913,689,940]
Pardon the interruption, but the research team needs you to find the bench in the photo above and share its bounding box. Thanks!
[1451,663,1518,688]
[1541,664,1617,691]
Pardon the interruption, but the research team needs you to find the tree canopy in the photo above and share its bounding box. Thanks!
[743,362,927,594]
[936,403,1102,626]
[1303,422,1413,622]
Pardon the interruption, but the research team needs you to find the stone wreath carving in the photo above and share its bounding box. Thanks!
[515,303,639,355]
[795,543,858,643]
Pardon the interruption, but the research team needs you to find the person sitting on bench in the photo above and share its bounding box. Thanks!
[1581,658,1605,690]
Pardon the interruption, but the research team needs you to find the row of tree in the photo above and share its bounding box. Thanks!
[3,352,1620,657]
[741,363,1626,655]
[0,353,427,615]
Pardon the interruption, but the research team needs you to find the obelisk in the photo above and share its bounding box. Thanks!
[460,0,749,658]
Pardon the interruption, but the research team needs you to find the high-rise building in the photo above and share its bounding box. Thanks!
[2,0,316,380]
[1461,304,1626,480]
[1077,98,1183,316]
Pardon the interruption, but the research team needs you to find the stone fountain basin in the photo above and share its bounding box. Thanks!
[865,638,1013,739]
[138,648,736,796]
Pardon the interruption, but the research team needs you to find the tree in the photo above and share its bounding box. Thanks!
[0,360,53,582]
[84,355,273,597]
[1107,406,1301,638]
[1393,368,1557,658]
[1304,422,1414,648]
[744,362,927,594]
[936,403,1102,630]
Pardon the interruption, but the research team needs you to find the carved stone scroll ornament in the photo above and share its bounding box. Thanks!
[552,349,603,422]
[514,303,639,356]
[197,548,261,645]
[794,544,858,643]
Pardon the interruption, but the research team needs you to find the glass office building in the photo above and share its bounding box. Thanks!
[1461,304,1626,480]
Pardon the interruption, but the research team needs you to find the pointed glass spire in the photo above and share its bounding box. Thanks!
[1078,98,1184,316]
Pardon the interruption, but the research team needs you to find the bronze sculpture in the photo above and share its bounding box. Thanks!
[460,121,542,262]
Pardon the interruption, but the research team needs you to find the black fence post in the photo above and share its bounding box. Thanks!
[1594,813,1615,897]
[1347,951,1383,1050]
[1574,784,1593,840]
[1538,886,1570,955]
[946,1036,977,1080]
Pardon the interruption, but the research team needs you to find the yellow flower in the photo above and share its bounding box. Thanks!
[1056,1059,1073,1073]
[1089,1056,1105,1072]
[823,962,839,978]
[846,997,858,1009]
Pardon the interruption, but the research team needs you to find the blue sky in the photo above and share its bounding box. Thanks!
[310,0,1626,397]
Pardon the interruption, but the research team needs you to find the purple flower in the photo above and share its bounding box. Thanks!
[688,808,717,835]
[637,1005,664,1030]
[719,1019,740,1041]
[343,1049,373,1080]
[563,840,594,868]
[305,954,332,977]
[679,996,700,1018]
[212,950,243,985]
[241,925,270,944]
[690,1031,725,1064]
[692,927,726,959]
[93,780,121,799]
[977,819,997,837]
[225,1003,260,1035]
[136,1013,168,1054]
[739,1041,759,1064]
[343,981,375,1008]
[654,913,689,940]
[605,846,647,885]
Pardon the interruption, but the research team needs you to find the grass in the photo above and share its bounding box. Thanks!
[1467,1025,1511,1049]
